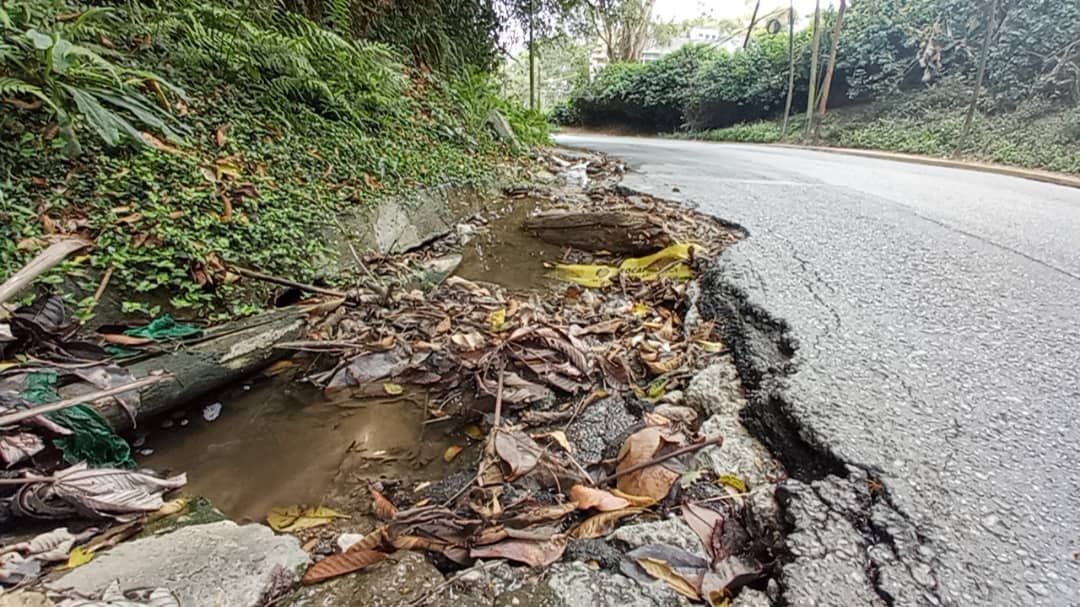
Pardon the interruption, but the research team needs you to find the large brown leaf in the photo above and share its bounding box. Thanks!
[569,485,631,512]
[493,430,542,480]
[302,549,386,584]
[682,503,724,559]
[570,508,645,539]
[469,535,568,567]
[369,484,398,521]
[614,427,682,501]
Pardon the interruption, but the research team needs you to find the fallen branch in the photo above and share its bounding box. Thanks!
[232,267,349,299]
[275,340,367,352]
[0,238,90,306]
[0,374,174,428]
[597,435,723,486]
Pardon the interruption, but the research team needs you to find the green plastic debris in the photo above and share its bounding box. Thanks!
[25,372,135,469]
[123,315,201,341]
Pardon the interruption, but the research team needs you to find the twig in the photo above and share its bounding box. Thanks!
[441,471,478,508]
[491,369,505,429]
[91,266,114,308]
[0,374,174,428]
[274,340,366,351]
[0,238,89,305]
[232,267,349,299]
[597,436,723,486]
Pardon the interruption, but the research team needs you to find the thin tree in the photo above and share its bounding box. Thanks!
[528,0,536,110]
[781,0,796,138]
[813,0,847,142]
[957,0,999,155]
[742,0,762,49]
[804,0,822,137]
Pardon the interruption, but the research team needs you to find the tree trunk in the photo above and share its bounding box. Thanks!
[805,0,822,137]
[957,0,999,155]
[813,0,847,142]
[528,0,536,111]
[781,0,796,138]
[743,0,762,49]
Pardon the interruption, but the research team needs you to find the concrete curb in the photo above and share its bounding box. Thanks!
[761,143,1080,189]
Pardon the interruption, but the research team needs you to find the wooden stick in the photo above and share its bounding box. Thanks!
[492,369,505,429]
[232,267,348,299]
[0,374,174,427]
[91,266,114,306]
[0,238,89,305]
[597,436,723,486]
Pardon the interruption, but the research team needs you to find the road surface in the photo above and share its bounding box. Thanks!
[557,135,1080,606]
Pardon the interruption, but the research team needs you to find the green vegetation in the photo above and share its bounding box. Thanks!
[560,0,1080,173]
[687,94,1080,175]
[1,0,546,319]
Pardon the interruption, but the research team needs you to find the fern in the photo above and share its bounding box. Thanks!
[0,76,58,112]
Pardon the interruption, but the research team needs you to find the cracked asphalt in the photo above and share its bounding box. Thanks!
[557,134,1080,606]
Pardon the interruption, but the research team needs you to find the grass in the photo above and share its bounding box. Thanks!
[681,97,1080,175]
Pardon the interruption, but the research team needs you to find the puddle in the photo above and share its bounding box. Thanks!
[453,197,567,292]
[138,378,474,522]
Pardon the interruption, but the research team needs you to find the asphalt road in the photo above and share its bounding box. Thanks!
[557,135,1080,606]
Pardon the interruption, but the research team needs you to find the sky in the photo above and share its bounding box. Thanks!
[654,0,830,23]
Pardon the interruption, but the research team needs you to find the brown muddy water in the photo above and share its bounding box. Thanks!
[138,197,559,522]
[138,381,477,522]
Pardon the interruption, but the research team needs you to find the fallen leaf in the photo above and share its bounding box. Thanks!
[443,445,464,462]
[464,425,485,440]
[488,308,507,332]
[697,340,726,353]
[637,557,701,600]
[610,489,659,507]
[369,485,398,521]
[13,463,186,521]
[266,505,348,532]
[493,430,542,480]
[65,547,93,568]
[503,502,577,526]
[214,124,230,147]
[140,131,181,154]
[644,353,684,375]
[382,382,404,395]
[682,503,724,555]
[302,549,385,584]
[469,535,568,567]
[646,378,668,400]
[215,158,242,180]
[615,427,681,501]
[571,508,645,539]
[570,485,631,512]
[264,360,296,377]
[99,333,153,346]
[532,430,573,453]
[631,302,650,317]
[115,212,143,225]
[717,474,747,493]
[679,469,707,489]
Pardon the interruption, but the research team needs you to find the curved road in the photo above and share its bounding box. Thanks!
[558,135,1080,606]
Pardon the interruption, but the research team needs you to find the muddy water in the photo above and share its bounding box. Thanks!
[454,198,567,292]
[139,379,473,522]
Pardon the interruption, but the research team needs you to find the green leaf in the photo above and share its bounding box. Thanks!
[51,38,73,74]
[26,28,53,50]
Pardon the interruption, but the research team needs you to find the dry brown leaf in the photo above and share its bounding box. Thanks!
[493,430,542,480]
[569,485,631,512]
[369,484,398,521]
[214,124,230,147]
[503,502,577,526]
[302,549,385,584]
[391,534,449,553]
[532,430,573,453]
[643,352,684,375]
[469,535,568,567]
[682,503,724,557]
[637,557,701,600]
[570,507,645,539]
[610,489,659,507]
[140,131,181,154]
[615,427,682,501]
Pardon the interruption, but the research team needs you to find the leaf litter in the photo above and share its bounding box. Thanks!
[251,148,780,604]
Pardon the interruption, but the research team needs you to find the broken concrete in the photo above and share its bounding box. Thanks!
[50,521,309,607]
[608,517,708,560]
[685,361,783,525]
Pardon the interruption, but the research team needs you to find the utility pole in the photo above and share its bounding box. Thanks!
[781,0,796,138]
